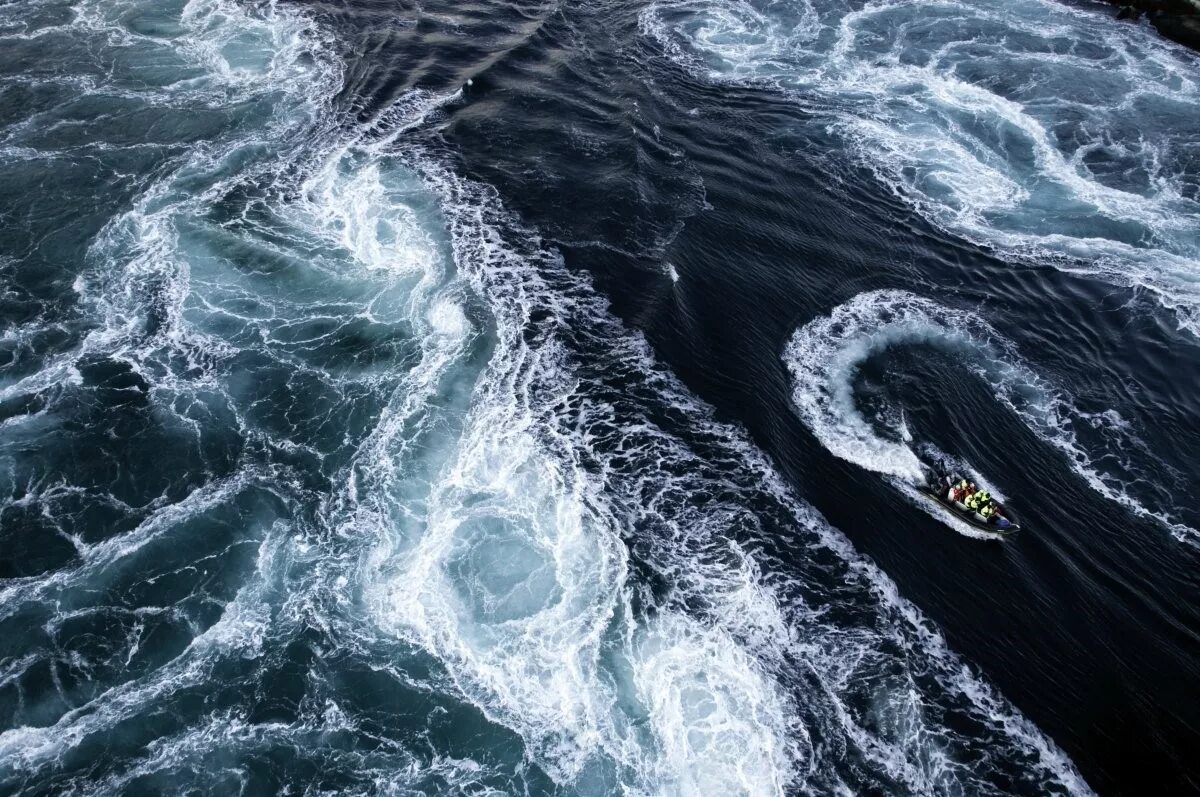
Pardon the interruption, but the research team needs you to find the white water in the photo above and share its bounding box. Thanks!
[356,162,804,793]
[783,289,1197,542]
[0,0,1094,794]
[641,0,1200,335]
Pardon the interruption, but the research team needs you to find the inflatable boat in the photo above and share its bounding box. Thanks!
[921,471,1020,535]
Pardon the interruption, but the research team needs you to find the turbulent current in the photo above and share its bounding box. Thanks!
[642,0,1200,333]
[783,289,1197,541]
[1,0,1199,794]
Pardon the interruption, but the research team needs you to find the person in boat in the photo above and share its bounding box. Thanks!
[980,503,996,521]
[948,479,969,503]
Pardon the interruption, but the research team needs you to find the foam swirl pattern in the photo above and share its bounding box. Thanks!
[0,0,1097,794]
[641,0,1200,334]
[783,290,1198,542]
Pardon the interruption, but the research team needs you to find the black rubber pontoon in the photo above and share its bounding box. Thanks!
[921,471,1020,535]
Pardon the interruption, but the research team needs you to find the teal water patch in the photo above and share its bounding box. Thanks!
[0,0,1097,794]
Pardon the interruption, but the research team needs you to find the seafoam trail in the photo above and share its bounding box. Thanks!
[783,289,1198,543]
[0,0,1094,793]
[640,0,1200,335]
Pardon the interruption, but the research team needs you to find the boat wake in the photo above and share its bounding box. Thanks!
[783,290,1197,543]
[0,0,1096,794]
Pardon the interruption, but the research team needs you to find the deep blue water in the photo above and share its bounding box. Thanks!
[1,0,1199,794]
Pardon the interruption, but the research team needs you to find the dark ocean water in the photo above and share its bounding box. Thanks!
[1,0,1199,794]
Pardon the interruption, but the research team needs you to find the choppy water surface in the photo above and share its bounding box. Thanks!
[1,0,1198,794]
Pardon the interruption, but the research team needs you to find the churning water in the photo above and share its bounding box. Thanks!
[2,0,1199,794]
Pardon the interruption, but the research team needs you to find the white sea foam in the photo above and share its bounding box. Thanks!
[632,615,795,795]
[0,0,1097,793]
[0,530,280,773]
[345,160,1092,793]
[359,306,799,791]
[0,0,469,786]
[327,154,798,792]
[366,417,634,781]
[641,0,1200,334]
[0,468,269,621]
[784,289,1197,542]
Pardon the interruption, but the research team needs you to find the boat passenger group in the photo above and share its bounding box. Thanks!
[949,480,1000,520]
